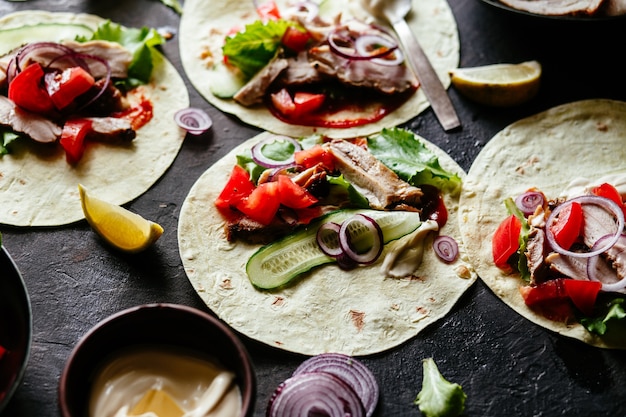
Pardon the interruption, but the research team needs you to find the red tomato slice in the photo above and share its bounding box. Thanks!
[59,119,93,165]
[281,26,312,53]
[293,92,325,117]
[256,0,281,20]
[549,201,583,250]
[294,144,335,171]
[236,181,280,225]
[45,66,95,111]
[519,279,574,322]
[8,63,55,114]
[277,175,318,209]
[215,165,256,213]
[563,279,602,316]
[492,214,522,270]
[592,182,626,218]
[270,88,296,116]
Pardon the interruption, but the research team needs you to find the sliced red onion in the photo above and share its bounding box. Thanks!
[371,48,405,66]
[250,135,302,168]
[285,1,319,21]
[174,107,213,135]
[316,222,343,258]
[515,191,545,216]
[53,53,112,111]
[587,234,626,292]
[339,214,383,265]
[293,353,379,417]
[545,195,624,258]
[354,34,398,59]
[267,372,365,417]
[433,235,459,263]
[328,26,398,62]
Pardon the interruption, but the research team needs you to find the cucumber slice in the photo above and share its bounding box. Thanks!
[0,23,94,55]
[246,209,423,289]
[209,62,246,99]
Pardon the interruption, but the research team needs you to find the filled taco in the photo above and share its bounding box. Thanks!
[178,128,476,356]
[178,0,459,139]
[0,11,189,226]
[459,99,626,349]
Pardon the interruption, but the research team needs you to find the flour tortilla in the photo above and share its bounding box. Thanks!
[458,99,626,349]
[178,0,459,139]
[0,11,189,226]
[178,132,476,356]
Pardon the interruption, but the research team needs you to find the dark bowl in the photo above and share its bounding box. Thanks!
[0,246,32,413]
[58,303,256,417]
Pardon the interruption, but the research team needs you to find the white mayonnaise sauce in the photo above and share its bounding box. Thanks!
[561,173,626,200]
[381,219,439,278]
[88,346,242,417]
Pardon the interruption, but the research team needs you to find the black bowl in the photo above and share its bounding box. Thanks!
[0,246,32,413]
[58,303,256,417]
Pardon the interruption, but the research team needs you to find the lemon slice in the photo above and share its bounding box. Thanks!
[449,60,541,107]
[79,184,164,253]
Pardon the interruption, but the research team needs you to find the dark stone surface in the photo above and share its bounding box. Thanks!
[1,0,626,416]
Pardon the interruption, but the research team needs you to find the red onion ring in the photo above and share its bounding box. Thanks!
[250,135,302,168]
[174,107,213,135]
[9,42,80,82]
[587,234,626,292]
[293,353,379,417]
[339,214,383,265]
[285,1,320,22]
[515,191,545,216]
[433,235,459,263]
[55,53,112,111]
[328,26,399,62]
[545,195,625,258]
[316,221,343,258]
[267,372,365,417]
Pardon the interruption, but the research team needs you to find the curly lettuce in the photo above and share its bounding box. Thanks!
[415,358,467,417]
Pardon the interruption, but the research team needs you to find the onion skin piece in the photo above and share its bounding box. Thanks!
[267,371,365,417]
[433,235,459,264]
[293,353,379,417]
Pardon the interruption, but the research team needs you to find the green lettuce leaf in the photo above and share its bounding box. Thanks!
[222,19,291,79]
[77,20,165,89]
[504,197,531,281]
[159,0,183,14]
[581,298,626,335]
[415,358,467,417]
[1,130,20,156]
[367,128,462,194]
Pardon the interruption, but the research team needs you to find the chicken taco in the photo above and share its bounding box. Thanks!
[459,99,626,349]
[178,0,459,139]
[178,128,476,356]
[0,11,188,226]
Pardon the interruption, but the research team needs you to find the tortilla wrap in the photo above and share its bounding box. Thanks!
[0,11,189,226]
[178,132,476,356]
[178,0,459,139]
[458,99,626,349]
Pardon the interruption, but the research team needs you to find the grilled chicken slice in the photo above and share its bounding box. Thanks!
[60,40,132,79]
[326,139,422,210]
[85,116,136,142]
[233,56,289,107]
[0,96,61,143]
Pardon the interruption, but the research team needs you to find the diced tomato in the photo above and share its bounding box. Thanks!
[256,0,281,20]
[592,182,626,218]
[294,144,335,171]
[492,214,522,270]
[563,279,602,316]
[236,181,281,225]
[519,279,574,322]
[8,63,55,114]
[215,165,256,217]
[293,92,325,117]
[59,119,93,165]
[45,66,95,111]
[281,26,312,53]
[277,175,318,209]
[270,88,296,115]
[549,201,583,250]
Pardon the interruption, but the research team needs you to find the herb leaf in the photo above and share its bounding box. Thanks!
[415,358,467,417]
[367,128,462,194]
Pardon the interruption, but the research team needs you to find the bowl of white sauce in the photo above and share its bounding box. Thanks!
[58,303,256,417]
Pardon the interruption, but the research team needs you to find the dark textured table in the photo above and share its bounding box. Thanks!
[1,0,626,416]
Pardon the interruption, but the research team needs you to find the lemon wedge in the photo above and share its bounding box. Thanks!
[78,184,164,253]
[449,60,541,107]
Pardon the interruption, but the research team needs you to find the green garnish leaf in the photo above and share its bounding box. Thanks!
[415,358,467,417]
[159,0,183,14]
[222,19,291,79]
[77,20,165,89]
[581,298,626,335]
[504,197,531,281]
[328,175,370,209]
[1,131,20,156]
[367,128,462,194]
